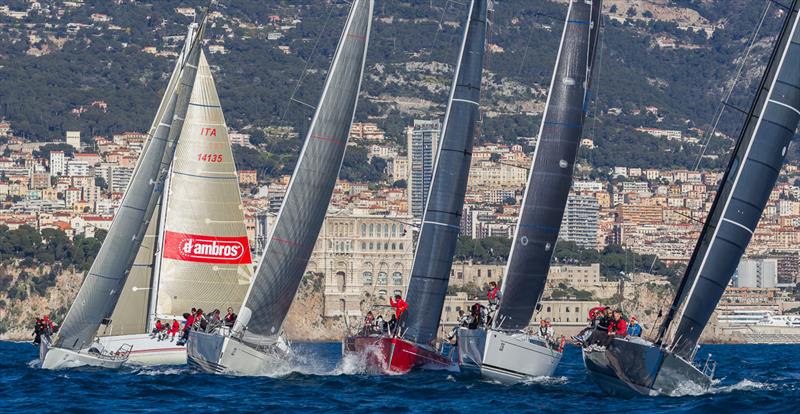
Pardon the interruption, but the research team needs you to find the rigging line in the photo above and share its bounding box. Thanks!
[588,8,607,145]
[280,3,338,121]
[692,0,773,171]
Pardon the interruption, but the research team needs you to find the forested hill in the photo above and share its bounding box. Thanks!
[0,0,788,170]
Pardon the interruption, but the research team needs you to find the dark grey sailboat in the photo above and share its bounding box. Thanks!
[187,0,373,375]
[583,1,800,396]
[456,0,602,384]
[40,16,208,370]
[343,0,489,375]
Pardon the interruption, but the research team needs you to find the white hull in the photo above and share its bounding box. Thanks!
[39,339,128,370]
[457,328,562,383]
[187,330,291,376]
[98,333,186,366]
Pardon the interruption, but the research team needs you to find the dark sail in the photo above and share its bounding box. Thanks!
[237,0,373,345]
[669,3,800,359]
[495,0,602,331]
[401,0,488,345]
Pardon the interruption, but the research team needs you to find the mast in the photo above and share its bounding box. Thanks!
[54,17,208,351]
[494,0,602,331]
[102,22,201,337]
[400,0,488,346]
[663,2,800,358]
[234,0,373,346]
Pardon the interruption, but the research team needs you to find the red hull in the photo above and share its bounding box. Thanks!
[343,335,454,374]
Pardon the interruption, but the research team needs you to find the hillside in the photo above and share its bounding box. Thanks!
[0,0,789,172]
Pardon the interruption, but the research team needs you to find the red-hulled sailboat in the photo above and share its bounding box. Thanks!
[342,0,489,374]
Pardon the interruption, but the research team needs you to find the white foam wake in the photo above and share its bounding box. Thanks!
[666,378,773,397]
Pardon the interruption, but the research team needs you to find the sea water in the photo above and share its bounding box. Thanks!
[2,341,798,413]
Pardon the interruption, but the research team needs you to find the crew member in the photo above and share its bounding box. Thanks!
[627,316,642,337]
[487,282,502,309]
[390,294,408,320]
[224,307,237,328]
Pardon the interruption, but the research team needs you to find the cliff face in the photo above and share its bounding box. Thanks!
[0,265,83,341]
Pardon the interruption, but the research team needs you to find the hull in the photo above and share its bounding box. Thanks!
[583,337,713,396]
[98,334,186,366]
[39,338,129,370]
[457,328,562,383]
[187,330,290,376]
[342,335,455,374]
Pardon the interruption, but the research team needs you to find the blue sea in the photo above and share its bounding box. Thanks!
[1,341,798,413]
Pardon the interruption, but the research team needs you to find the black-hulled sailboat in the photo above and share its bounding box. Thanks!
[583,1,800,396]
[39,15,209,370]
[187,0,372,375]
[342,0,488,374]
[457,0,602,384]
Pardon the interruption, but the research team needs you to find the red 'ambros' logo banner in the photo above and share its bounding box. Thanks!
[163,231,252,264]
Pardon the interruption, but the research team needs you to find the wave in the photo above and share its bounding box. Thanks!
[667,379,774,397]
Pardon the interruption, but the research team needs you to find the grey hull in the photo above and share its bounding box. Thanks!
[583,338,712,396]
[457,328,562,384]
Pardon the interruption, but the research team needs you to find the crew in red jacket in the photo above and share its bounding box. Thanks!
[608,310,628,336]
[389,294,408,320]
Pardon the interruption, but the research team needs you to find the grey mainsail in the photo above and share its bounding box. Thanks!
[237,0,373,346]
[665,3,800,359]
[495,0,602,331]
[155,51,253,317]
[54,20,208,351]
[101,24,200,337]
[401,0,488,346]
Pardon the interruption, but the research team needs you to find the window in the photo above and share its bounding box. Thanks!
[445,306,451,313]
[363,271,373,285]
[361,242,366,250]
[369,242,374,250]
[369,223,374,237]
[566,307,570,313]
[393,289,402,297]
[384,224,389,237]
[399,243,404,250]
[487,269,492,278]
[384,243,389,250]
[378,289,387,297]
[457,272,463,279]
[392,272,402,285]
[377,272,388,285]
[546,306,551,312]
[567,318,570,322]
[392,224,397,237]
[575,307,579,313]
[361,224,366,237]
[477,269,482,278]
[377,243,381,250]
[400,224,405,235]
[392,243,396,250]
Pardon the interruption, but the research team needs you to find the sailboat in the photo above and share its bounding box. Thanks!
[342,0,488,375]
[583,1,800,396]
[186,0,373,375]
[456,0,602,384]
[39,16,209,370]
[95,49,253,366]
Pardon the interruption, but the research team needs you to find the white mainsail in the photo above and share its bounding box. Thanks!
[155,51,253,318]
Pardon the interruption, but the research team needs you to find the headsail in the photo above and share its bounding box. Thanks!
[237,0,373,346]
[101,24,201,337]
[54,19,208,351]
[401,0,488,346]
[495,0,602,331]
[155,51,253,318]
[665,3,800,359]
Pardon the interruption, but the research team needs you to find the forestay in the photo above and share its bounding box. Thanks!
[237,0,373,346]
[401,0,488,346]
[495,0,602,331]
[669,3,800,359]
[54,20,207,351]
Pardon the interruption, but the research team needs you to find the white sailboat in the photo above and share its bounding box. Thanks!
[187,0,373,375]
[456,0,602,383]
[96,50,253,366]
[39,17,209,370]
